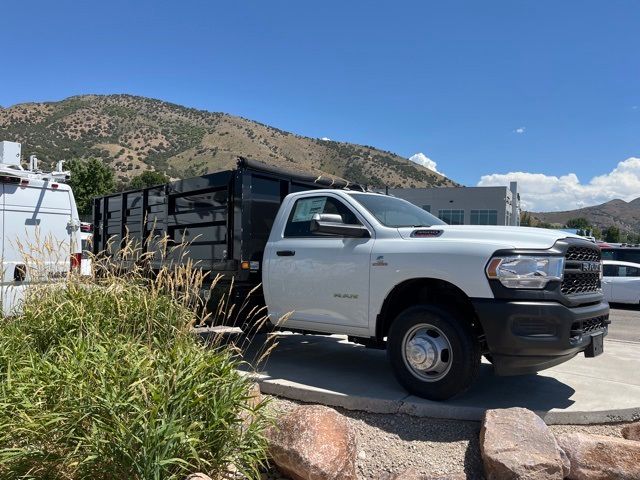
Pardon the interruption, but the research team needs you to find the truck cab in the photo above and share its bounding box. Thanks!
[263,189,609,400]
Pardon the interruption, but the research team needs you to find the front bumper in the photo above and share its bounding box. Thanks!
[472,298,610,376]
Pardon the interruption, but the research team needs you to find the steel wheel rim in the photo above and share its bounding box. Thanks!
[401,323,453,382]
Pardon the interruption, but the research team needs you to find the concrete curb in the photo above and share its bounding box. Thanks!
[257,376,402,414]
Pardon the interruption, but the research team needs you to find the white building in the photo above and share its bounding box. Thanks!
[388,182,520,226]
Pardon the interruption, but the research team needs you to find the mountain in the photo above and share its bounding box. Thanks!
[532,198,640,232]
[0,94,457,188]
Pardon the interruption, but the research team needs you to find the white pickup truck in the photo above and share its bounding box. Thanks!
[93,160,609,400]
[263,189,609,400]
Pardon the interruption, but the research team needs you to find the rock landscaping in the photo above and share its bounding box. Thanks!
[266,404,358,480]
[480,407,568,479]
[621,421,640,441]
[256,396,640,480]
[379,468,467,480]
[558,432,640,480]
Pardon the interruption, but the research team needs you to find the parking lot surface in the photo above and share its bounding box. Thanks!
[609,305,640,343]
[239,306,640,424]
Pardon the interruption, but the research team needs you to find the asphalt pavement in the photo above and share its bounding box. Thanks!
[609,305,640,343]
[243,330,640,424]
[234,305,640,424]
[204,305,640,423]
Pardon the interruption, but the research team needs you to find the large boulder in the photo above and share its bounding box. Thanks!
[267,405,357,480]
[480,407,568,480]
[621,422,640,441]
[557,433,640,480]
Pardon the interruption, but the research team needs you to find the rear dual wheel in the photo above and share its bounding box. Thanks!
[387,305,480,401]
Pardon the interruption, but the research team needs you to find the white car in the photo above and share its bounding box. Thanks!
[602,260,640,305]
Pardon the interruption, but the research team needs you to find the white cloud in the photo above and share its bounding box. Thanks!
[320,137,332,141]
[409,152,443,175]
[478,157,640,211]
[514,127,526,134]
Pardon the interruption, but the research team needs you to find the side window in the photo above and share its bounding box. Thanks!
[284,196,361,238]
[625,266,640,277]
[438,209,465,225]
[603,265,619,277]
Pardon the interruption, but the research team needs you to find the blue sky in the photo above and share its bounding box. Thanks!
[1,0,639,210]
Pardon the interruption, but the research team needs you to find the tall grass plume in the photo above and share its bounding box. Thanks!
[0,234,272,480]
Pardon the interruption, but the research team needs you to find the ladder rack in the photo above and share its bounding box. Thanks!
[0,141,70,183]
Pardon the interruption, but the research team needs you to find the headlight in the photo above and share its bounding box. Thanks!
[486,255,564,289]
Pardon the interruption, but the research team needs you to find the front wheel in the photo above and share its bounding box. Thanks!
[387,305,480,401]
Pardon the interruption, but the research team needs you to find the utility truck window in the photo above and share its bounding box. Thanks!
[350,193,446,228]
[284,196,360,237]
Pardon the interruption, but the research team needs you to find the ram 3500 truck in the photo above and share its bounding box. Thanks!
[94,159,609,400]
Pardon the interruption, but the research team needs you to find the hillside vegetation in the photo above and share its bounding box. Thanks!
[0,94,457,188]
[532,198,640,233]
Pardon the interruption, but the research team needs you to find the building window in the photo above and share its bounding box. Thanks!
[470,209,498,225]
[438,209,465,225]
[422,205,431,213]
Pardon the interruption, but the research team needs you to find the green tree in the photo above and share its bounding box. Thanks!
[535,221,557,229]
[128,170,169,190]
[604,226,621,243]
[520,211,532,226]
[566,217,590,230]
[625,232,640,244]
[67,158,116,217]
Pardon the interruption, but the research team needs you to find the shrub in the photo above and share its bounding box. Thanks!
[0,252,270,479]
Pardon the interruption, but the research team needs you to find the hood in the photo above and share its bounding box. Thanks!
[397,225,584,250]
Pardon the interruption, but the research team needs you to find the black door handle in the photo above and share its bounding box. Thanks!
[276,250,296,257]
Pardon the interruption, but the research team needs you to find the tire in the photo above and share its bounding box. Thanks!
[387,305,480,401]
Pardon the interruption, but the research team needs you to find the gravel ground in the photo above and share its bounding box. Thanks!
[261,396,629,480]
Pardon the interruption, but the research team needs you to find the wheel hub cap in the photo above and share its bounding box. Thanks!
[407,337,437,370]
[402,324,453,382]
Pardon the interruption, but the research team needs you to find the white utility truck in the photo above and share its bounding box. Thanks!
[0,141,82,316]
[93,160,609,400]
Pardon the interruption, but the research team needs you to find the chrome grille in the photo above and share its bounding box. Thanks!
[561,245,601,296]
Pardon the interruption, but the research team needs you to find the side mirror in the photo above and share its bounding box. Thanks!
[310,213,370,238]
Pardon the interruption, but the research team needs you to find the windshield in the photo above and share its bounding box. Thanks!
[349,193,446,227]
